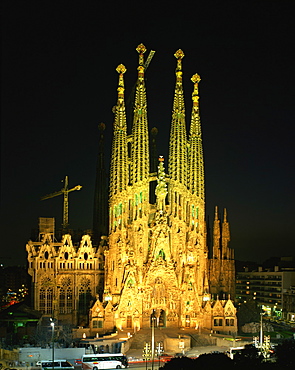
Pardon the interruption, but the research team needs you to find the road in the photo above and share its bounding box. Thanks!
[74,361,164,370]
[129,362,163,370]
[75,362,163,370]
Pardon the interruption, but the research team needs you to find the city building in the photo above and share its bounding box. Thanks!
[236,265,295,319]
[26,44,236,335]
[26,218,106,327]
[0,265,30,311]
[283,286,295,321]
[0,302,42,344]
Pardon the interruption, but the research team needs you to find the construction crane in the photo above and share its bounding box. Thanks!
[144,49,156,70]
[41,176,82,230]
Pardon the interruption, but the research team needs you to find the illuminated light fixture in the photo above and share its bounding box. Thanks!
[83,333,86,338]
[105,293,112,301]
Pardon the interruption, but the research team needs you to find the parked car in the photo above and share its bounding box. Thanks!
[159,354,173,362]
[174,352,184,357]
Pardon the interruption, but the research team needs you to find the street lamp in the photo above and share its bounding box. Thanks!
[151,315,156,370]
[50,318,55,370]
[156,342,163,369]
[142,342,151,370]
[259,312,264,349]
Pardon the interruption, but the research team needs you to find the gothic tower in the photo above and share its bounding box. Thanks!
[99,44,236,333]
[209,207,235,299]
[26,44,236,334]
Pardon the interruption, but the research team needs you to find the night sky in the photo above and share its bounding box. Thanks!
[1,1,294,266]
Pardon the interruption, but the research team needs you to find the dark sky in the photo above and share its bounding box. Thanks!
[1,1,294,266]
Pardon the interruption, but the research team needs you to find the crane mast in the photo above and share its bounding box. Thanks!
[41,176,82,230]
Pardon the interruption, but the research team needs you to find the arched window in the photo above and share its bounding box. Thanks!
[78,278,92,315]
[59,288,66,314]
[39,286,53,314]
[156,249,166,260]
[127,278,134,288]
[59,278,73,314]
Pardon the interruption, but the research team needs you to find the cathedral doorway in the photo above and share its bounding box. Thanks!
[150,309,166,328]
[150,310,157,328]
[159,309,166,327]
[185,314,191,328]
[126,315,132,329]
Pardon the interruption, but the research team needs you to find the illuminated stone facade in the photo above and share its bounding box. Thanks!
[27,44,236,334]
[99,44,236,333]
[26,233,105,326]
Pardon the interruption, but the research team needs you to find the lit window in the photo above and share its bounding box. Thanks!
[93,320,103,328]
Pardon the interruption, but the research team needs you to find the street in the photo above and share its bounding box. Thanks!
[129,362,164,370]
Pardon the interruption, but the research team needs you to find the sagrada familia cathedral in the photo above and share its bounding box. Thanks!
[26,44,237,335]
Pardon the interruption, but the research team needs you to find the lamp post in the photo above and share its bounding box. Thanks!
[259,312,264,349]
[142,342,151,370]
[151,315,156,370]
[156,342,163,369]
[50,318,55,370]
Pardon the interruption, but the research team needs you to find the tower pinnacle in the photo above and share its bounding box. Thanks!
[110,64,128,198]
[188,73,204,198]
[136,43,146,66]
[116,64,126,103]
[174,49,184,75]
[168,49,187,188]
[191,73,201,99]
[131,44,150,187]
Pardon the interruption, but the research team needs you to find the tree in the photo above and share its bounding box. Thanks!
[275,338,295,368]
[233,344,263,368]
[237,300,260,329]
[159,356,195,370]
[160,353,235,370]
[196,353,234,369]
[31,325,52,347]
[56,323,74,347]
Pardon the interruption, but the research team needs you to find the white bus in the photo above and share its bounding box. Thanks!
[81,354,128,369]
[40,360,74,370]
[228,346,245,359]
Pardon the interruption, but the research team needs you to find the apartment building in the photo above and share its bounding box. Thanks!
[236,266,295,319]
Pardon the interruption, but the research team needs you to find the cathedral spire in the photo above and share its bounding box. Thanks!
[213,206,221,259]
[222,208,231,259]
[110,64,129,198]
[131,43,150,186]
[168,49,188,186]
[188,73,204,199]
[155,156,168,213]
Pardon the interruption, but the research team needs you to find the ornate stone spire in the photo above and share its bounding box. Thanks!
[188,73,204,199]
[131,43,150,186]
[168,49,188,186]
[155,156,168,213]
[222,208,231,258]
[213,206,221,259]
[110,64,129,197]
